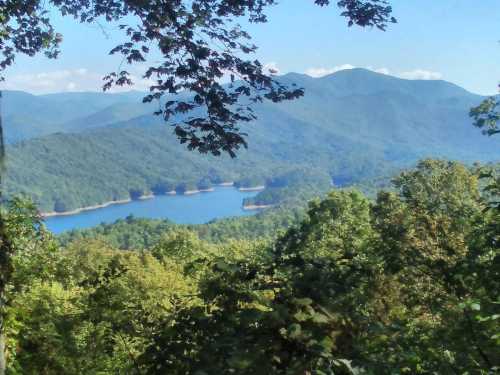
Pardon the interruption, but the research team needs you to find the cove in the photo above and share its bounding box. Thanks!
[44,187,260,234]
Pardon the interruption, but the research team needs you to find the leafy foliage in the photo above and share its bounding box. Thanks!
[470,96,500,136]
[57,209,301,251]
[5,159,499,373]
[135,160,499,374]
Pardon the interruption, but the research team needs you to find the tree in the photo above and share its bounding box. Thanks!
[9,239,196,374]
[139,191,381,374]
[371,160,498,373]
[0,199,57,373]
[470,95,500,137]
[470,93,500,210]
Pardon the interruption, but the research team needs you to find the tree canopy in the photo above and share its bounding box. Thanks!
[3,159,497,374]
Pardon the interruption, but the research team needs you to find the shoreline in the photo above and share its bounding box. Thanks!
[238,185,265,192]
[41,198,132,218]
[41,184,243,218]
[243,204,273,210]
[183,188,215,195]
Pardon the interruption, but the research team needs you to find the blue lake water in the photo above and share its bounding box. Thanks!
[44,187,259,234]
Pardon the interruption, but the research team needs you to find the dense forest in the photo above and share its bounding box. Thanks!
[3,159,498,374]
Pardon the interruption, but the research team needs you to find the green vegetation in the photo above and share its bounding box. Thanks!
[242,168,332,207]
[3,159,498,373]
[5,69,500,213]
[57,206,305,249]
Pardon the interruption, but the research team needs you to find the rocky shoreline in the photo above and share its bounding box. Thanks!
[242,204,273,210]
[238,185,265,192]
[41,198,132,218]
[183,188,215,195]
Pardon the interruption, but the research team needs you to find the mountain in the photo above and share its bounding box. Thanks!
[4,69,499,212]
[267,69,494,160]
[60,101,159,133]
[2,90,149,143]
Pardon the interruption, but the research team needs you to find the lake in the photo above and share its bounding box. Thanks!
[44,187,259,234]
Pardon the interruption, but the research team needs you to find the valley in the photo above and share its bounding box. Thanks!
[5,69,499,217]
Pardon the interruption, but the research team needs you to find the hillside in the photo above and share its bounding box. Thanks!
[4,69,500,213]
[2,90,149,143]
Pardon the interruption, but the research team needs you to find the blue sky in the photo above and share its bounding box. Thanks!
[2,0,500,95]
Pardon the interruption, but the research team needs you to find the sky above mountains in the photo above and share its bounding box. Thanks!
[1,0,499,95]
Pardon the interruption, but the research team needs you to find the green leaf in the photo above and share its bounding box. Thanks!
[293,297,313,307]
[288,323,302,339]
[470,303,481,311]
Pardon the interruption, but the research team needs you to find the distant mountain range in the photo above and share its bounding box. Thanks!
[2,90,149,142]
[4,68,499,212]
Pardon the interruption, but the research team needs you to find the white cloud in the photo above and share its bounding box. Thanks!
[1,69,99,93]
[398,69,443,80]
[305,64,443,81]
[263,61,281,75]
[366,66,390,75]
[0,68,154,94]
[305,64,355,78]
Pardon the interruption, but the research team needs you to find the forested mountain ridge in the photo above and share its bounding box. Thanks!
[5,69,499,213]
[4,68,490,148]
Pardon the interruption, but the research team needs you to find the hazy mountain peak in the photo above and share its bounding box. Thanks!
[309,67,478,100]
[2,71,486,145]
